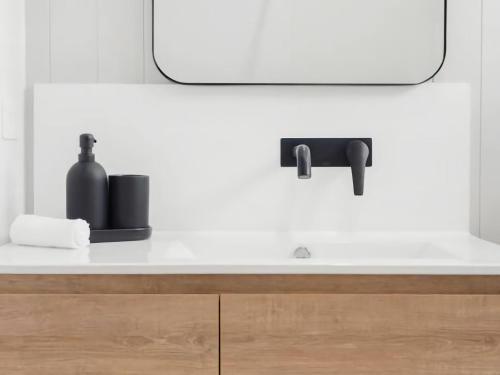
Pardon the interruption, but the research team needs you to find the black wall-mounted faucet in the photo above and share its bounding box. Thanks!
[281,138,372,196]
[293,144,312,179]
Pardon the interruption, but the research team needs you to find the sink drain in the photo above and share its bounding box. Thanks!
[293,246,311,259]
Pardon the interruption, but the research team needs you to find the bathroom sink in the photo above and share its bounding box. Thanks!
[3,231,500,274]
[150,231,463,263]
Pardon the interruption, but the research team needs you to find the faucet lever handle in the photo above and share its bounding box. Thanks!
[346,140,370,196]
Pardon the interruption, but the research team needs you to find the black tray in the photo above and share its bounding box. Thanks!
[90,227,152,243]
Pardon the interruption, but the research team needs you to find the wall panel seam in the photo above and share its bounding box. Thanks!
[478,0,484,238]
[48,0,52,82]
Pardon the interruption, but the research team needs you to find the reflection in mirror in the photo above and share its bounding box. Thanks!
[153,0,446,85]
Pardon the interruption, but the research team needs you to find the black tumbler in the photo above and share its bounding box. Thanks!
[109,175,149,229]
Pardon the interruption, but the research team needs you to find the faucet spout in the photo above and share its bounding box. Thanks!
[293,144,311,179]
[346,140,370,196]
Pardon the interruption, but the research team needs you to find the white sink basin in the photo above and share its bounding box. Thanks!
[148,232,458,262]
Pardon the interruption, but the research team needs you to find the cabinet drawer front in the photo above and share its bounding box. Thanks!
[0,294,219,375]
[221,294,500,375]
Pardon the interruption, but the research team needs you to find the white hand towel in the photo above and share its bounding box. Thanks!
[10,215,90,249]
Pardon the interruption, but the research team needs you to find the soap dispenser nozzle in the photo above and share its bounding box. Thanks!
[79,133,97,162]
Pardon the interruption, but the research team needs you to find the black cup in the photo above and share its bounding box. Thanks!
[109,175,149,229]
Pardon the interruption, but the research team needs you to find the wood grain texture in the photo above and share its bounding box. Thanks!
[221,294,500,375]
[1,274,500,294]
[0,294,218,375]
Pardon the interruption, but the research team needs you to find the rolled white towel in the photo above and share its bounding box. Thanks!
[10,215,90,249]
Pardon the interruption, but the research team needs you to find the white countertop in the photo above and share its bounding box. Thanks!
[1,231,500,275]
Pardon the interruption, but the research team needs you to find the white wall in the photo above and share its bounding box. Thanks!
[34,84,470,232]
[0,0,25,244]
[432,0,482,237]
[25,0,497,238]
[480,0,500,243]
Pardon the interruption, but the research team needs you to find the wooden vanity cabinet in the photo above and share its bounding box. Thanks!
[0,294,219,375]
[2,275,500,374]
[220,294,500,375]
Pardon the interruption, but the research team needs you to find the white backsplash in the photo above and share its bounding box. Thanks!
[34,83,470,232]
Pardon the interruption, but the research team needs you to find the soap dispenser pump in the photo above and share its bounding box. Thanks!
[66,134,108,229]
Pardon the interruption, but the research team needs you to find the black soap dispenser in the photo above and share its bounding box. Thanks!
[66,134,108,229]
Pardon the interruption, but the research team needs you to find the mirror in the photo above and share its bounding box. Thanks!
[153,0,446,85]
